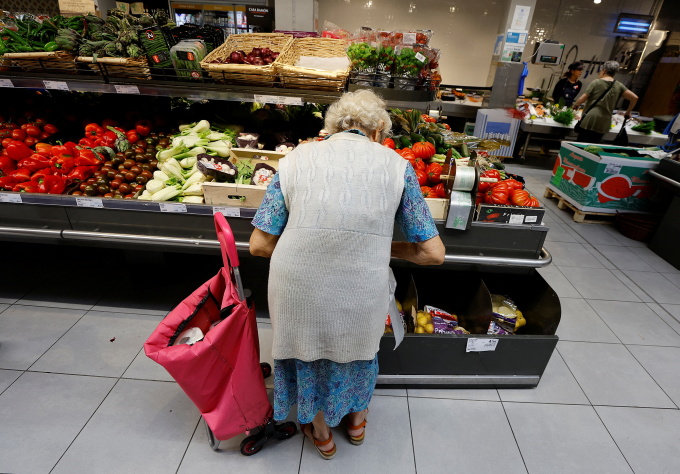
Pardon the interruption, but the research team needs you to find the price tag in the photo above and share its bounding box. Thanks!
[509,214,525,225]
[639,150,669,159]
[0,79,14,88]
[0,193,22,203]
[213,206,241,217]
[466,338,499,352]
[415,52,427,63]
[160,202,187,213]
[254,94,304,106]
[114,84,140,94]
[75,197,103,208]
[402,32,417,45]
[43,80,69,91]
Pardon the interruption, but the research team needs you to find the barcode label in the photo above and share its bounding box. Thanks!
[114,84,140,94]
[43,81,69,91]
[0,79,14,88]
[0,193,22,203]
[160,202,187,213]
[254,94,304,106]
[466,338,499,352]
[213,206,241,217]
[75,197,103,208]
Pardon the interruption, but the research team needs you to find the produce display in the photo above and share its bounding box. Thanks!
[0,14,91,54]
[207,47,281,65]
[631,120,656,135]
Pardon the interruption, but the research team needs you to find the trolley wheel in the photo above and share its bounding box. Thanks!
[260,362,272,379]
[204,419,221,451]
[274,421,298,440]
[240,435,264,456]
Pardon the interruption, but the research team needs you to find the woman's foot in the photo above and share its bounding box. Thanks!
[301,423,336,459]
[347,409,368,445]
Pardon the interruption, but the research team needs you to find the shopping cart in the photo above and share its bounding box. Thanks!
[144,212,297,455]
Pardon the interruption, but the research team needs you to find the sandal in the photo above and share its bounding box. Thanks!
[347,409,368,446]
[301,423,336,460]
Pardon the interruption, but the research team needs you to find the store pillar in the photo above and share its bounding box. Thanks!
[274,0,318,32]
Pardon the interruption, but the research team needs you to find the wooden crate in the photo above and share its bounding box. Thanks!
[229,147,286,169]
[275,37,350,91]
[200,33,293,85]
[76,56,151,80]
[425,198,449,220]
[203,182,268,208]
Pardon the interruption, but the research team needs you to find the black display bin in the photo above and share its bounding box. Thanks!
[377,266,561,388]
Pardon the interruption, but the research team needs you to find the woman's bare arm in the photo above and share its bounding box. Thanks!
[391,235,446,265]
[621,90,639,119]
[249,227,280,258]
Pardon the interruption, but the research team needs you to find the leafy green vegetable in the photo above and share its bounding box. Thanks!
[552,108,576,126]
[631,121,655,135]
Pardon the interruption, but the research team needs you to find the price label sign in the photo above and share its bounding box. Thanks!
[604,163,623,175]
[75,197,103,208]
[0,193,22,203]
[466,338,499,352]
[254,94,304,106]
[43,81,69,91]
[160,202,187,213]
[213,206,241,217]
[0,79,14,88]
[114,84,140,94]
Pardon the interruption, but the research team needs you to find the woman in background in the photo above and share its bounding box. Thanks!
[552,61,584,107]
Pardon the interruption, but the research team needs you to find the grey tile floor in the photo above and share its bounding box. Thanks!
[1,161,680,473]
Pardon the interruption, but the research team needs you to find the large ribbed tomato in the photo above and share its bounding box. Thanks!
[412,141,435,159]
[397,148,416,161]
[485,182,510,205]
[510,189,530,206]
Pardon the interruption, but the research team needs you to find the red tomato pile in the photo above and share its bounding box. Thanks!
[476,169,540,207]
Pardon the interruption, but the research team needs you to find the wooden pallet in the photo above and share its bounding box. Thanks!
[543,188,615,224]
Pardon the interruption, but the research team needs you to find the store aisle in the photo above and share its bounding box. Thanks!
[2,162,680,473]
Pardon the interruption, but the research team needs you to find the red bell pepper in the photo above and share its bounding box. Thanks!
[17,154,51,173]
[0,156,17,176]
[135,119,152,137]
[100,131,117,148]
[0,176,21,190]
[78,138,96,148]
[38,174,67,194]
[75,149,102,166]
[66,165,96,182]
[125,130,140,144]
[9,167,32,182]
[50,154,76,174]
[84,123,104,138]
[63,141,78,154]
[13,181,40,193]
[34,143,53,157]
[5,141,32,161]
[31,168,55,182]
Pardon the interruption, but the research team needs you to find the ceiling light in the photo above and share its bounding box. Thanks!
[594,0,601,3]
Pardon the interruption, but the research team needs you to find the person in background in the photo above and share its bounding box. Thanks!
[249,89,445,460]
[571,60,639,144]
[552,61,584,107]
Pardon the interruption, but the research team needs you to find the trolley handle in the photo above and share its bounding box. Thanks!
[214,212,240,270]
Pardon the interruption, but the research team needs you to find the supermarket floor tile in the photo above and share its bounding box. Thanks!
[587,300,680,346]
[658,303,680,329]
[608,268,655,303]
[554,298,619,343]
[583,243,618,270]
[543,222,580,243]
[626,345,680,408]
[595,406,680,473]
[497,351,589,405]
[557,341,675,408]
[409,398,526,474]
[564,223,622,247]
[535,265,580,298]
[51,379,200,474]
[628,246,680,273]
[29,310,161,377]
[599,224,649,248]
[123,347,176,382]
[590,244,656,272]
[0,372,116,474]
[543,241,605,268]
[624,270,680,305]
[0,305,85,370]
[503,402,632,474]
[0,303,8,313]
[0,369,21,394]
[178,398,303,474]
[661,271,680,288]
[558,267,642,302]
[299,396,415,474]
[407,387,500,401]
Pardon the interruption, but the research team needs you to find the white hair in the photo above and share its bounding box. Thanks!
[324,89,391,140]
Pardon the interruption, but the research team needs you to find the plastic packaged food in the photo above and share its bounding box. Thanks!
[170,39,208,81]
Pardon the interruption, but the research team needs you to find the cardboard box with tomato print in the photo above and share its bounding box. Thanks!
[549,142,661,213]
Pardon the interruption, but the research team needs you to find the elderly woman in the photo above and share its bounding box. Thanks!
[552,61,584,107]
[249,89,445,459]
[571,60,639,144]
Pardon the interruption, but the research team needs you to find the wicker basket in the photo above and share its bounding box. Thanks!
[76,56,151,80]
[275,37,350,91]
[200,33,293,85]
[4,51,78,74]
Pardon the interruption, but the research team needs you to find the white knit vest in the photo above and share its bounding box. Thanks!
[268,133,407,363]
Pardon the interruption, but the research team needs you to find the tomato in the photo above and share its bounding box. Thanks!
[1,137,14,149]
[11,129,26,141]
[525,197,540,207]
[510,189,530,206]
[503,179,524,192]
[24,137,38,147]
[39,132,51,140]
[0,129,11,139]
[432,183,447,198]
[382,137,396,149]
[485,182,510,205]
[25,125,41,138]
[42,124,58,135]
[425,163,442,185]
[420,186,436,198]
[135,119,152,137]
[397,148,416,161]
[415,169,428,186]
[412,157,426,172]
[412,141,435,159]
[126,130,140,143]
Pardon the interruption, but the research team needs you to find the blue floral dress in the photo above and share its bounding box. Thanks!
[253,163,438,426]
